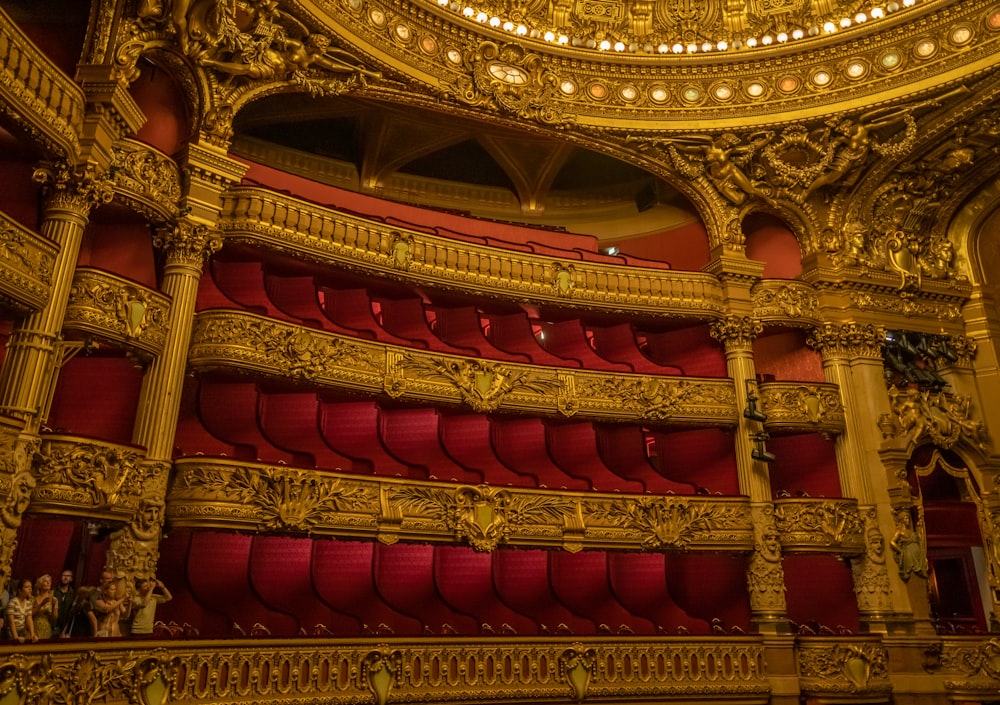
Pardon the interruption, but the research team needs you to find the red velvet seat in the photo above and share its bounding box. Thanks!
[638,325,727,377]
[208,259,275,316]
[172,378,240,458]
[545,421,645,493]
[263,273,330,330]
[664,553,753,632]
[433,546,539,635]
[377,407,477,483]
[595,424,695,495]
[374,295,455,352]
[197,381,296,465]
[311,539,423,635]
[490,417,589,491]
[650,428,741,495]
[318,399,414,477]
[249,535,360,636]
[154,529,221,635]
[373,542,480,635]
[607,552,710,634]
[438,413,535,488]
[257,392,359,473]
[536,319,631,372]
[587,323,683,375]
[482,311,581,368]
[429,305,531,363]
[549,551,656,635]
[186,531,297,636]
[492,549,595,635]
[317,287,412,346]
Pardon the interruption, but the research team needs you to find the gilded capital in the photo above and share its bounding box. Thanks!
[806,323,885,360]
[709,316,762,350]
[153,220,222,266]
[32,161,115,214]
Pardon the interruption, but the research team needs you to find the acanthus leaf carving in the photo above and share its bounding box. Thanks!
[33,438,144,509]
[882,386,989,451]
[586,496,750,550]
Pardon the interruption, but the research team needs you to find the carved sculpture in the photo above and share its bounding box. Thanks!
[890,509,929,582]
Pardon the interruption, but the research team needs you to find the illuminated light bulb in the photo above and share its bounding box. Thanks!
[840,17,852,27]
[437,0,448,6]
[599,39,611,50]
[823,21,836,32]
[518,26,529,36]
[855,12,867,22]
[761,34,773,44]
[672,43,684,53]
[658,43,669,53]
[475,11,487,21]
[462,6,474,16]
[717,40,728,50]
[687,43,698,52]
[614,41,626,51]
[792,29,804,39]
[746,37,758,47]
[558,35,569,44]
[543,31,555,41]
[776,32,788,42]
[489,16,501,26]
[702,42,713,52]
[871,7,885,18]
[502,20,513,30]
[903,0,915,6]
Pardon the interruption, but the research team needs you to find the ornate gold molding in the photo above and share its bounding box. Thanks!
[190,311,740,426]
[0,7,84,158]
[220,187,727,317]
[751,281,820,326]
[64,267,171,357]
[797,638,891,697]
[168,460,755,553]
[0,210,57,314]
[880,386,989,451]
[772,498,864,553]
[31,435,149,519]
[757,382,845,436]
[929,638,1000,695]
[0,638,768,704]
[110,139,182,223]
[806,322,885,360]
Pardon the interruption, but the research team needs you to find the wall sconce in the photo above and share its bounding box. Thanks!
[743,379,767,423]
[750,432,776,463]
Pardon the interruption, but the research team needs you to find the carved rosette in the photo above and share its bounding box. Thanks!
[772,498,865,553]
[32,160,115,214]
[746,505,786,617]
[797,640,891,696]
[32,436,146,516]
[710,316,762,351]
[168,460,755,552]
[110,139,182,222]
[751,281,820,325]
[806,323,885,360]
[152,220,222,266]
[442,41,571,127]
[757,382,845,435]
[882,387,988,451]
[65,267,171,355]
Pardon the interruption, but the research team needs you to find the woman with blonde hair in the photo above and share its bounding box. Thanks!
[32,574,58,639]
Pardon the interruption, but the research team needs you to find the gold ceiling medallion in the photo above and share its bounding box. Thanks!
[441,42,573,126]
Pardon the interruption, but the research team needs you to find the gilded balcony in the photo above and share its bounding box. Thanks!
[772,498,865,554]
[758,381,846,436]
[0,210,57,314]
[795,636,891,701]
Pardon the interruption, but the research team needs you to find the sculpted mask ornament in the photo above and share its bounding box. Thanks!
[746,508,786,615]
[852,525,893,613]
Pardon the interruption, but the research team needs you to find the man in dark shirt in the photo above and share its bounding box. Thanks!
[53,570,75,636]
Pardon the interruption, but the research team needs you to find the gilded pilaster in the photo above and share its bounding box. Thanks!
[0,163,114,430]
[131,221,221,460]
[807,322,918,630]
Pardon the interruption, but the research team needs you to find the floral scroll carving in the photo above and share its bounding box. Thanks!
[798,640,891,695]
[772,499,864,552]
[881,387,988,451]
[586,496,751,550]
[758,383,845,435]
[33,437,145,512]
[66,268,170,355]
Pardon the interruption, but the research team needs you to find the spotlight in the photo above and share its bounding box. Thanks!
[743,379,768,423]
[751,432,776,463]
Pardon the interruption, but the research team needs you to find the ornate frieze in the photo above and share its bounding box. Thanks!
[0,638,768,704]
[797,638,891,696]
[751,281,820,325]
[191,310,741,426]
[110,139,182,222]
[806,322,885,360]
[31,435,148,517]
[757,382,845,435]
[0,8,83,158]
[220,187,728,317]
[880,386,989,451]
[929,638,1000,695]
[168,460,755,552]
[0,211,58,314]
[772,498,864,553]
[64,267,171,357]
[848,290,964,322]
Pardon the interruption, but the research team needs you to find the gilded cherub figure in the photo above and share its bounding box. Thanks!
[670,133,773,205]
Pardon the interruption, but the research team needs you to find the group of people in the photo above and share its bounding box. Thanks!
[2,569,171,642]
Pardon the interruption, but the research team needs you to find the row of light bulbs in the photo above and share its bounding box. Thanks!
[434,0,918,54]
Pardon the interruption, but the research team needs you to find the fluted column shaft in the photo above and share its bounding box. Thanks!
[0,164,113,430]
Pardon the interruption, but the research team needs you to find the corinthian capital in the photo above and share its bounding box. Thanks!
[709,315,762,350]
[32,161,115,214]
[807,323,885,360]
[153,220,222,266]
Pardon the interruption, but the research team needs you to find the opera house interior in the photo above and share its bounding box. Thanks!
[1,0,1000,702]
